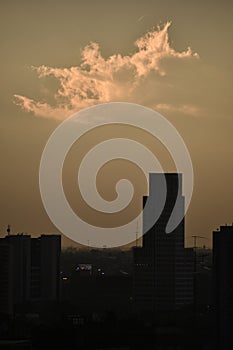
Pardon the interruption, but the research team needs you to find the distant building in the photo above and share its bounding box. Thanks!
[64,272,132,316]
[194,248,213,310]
[3,234,31,305]
[31,235,61,301]
[133,173,194,316]
[76,264,92,277]
[0,234,61,310]
[30,238,41,301]
[0,244,13,315]
[39,235,61,301]
[213,225,233,350]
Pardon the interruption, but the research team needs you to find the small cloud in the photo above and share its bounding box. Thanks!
[154,103,202,117]
[137,15,145,22]
[14,22,199,120]
[14,94,72,120]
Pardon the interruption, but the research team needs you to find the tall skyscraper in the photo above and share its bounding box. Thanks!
[213,225,233,350]
[133,173,194,316]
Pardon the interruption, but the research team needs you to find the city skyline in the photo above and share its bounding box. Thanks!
[1,0,233,249]
[0,171,231,349]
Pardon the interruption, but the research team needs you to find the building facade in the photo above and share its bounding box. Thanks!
[0,244,13,315]
[133,173,194,316]
[0,234,61,310]
[213,225,233,350]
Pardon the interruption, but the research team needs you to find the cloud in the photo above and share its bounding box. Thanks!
[154,103,202,117]
[14,22,199,120]
[137,15,145,22]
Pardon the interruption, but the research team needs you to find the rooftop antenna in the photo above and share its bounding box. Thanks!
[7,224,11,236]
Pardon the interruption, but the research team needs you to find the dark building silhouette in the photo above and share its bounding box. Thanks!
[194,248,213,311]
[0,244,13,315]
[213,225,233,350]
[64,272,132,316]
[31,235,61,302]
[133,173,194,317]
[0,234,61,311]
[2,234,31,305]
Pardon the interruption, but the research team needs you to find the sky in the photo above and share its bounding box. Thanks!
[1,0,233,248]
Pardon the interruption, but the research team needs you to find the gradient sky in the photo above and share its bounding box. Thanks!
[1,0,233,248]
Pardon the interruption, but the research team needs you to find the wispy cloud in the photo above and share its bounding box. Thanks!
[14,22,199,120]
[137,15,145,22]
[154,103,202,117]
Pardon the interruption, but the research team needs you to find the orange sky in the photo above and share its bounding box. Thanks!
[0,0,232,248]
